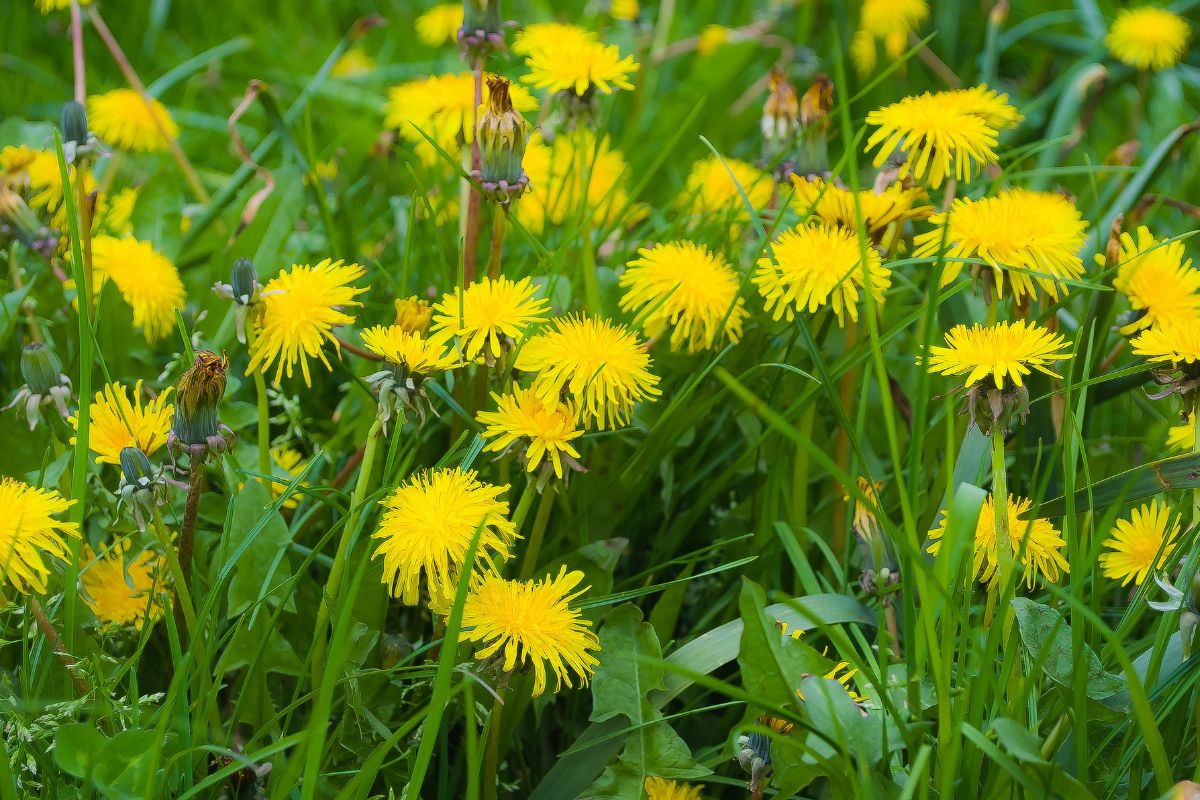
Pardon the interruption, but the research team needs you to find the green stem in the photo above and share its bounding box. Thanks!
[510,477,537,533]
[311,417,384,686]
[519,484,556,580]
[482,675,511,800]
[245,324,272,480]
[485,205,507,281]
[581,221,600,314]
[177,458,205,589]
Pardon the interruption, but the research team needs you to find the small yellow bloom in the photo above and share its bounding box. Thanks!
[522,40,639,96]
[644,777,704,800]
[754,222,891,326]
[1132,318,1200,367]
[360,324,459,376]
[791,175,929,236]
[1106,7,1191,71]
[247,259,366,386]
[518,130,644,233]
[1111,226,1200,334]
[0,478,79,596]
[610,0,639,20]
[416,3,464,47]
[71,380,174,465]
[331,47,376,78]
[430,276,550,361]
[853,0,929,73]
[36,0,92,14]
[697,24,731,56]
[924,321,1072,389]
[914,188,1088,303]
[1100,500,1180,587]
[87,89,179,154]
[371,468,516,605]
[81,543,170,630]
[459,566,600,696]
[620,241,747,353]
[90,235,186,342]
[477,384,583,478]
[516,315,661,431]
[677,156,773,221]
[928,494,1068,589]
[394,296,433,334]
[510,22,597,57]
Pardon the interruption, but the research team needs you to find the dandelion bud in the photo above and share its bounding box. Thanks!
[169,350,235,459]
[213,258,262,343]
[797,74,834,176]
[460,0,503,54]
[61,101,89,149]
[4,343,73,430]
[117,446,165,530]
[394,296,433,334]
[119,446,155,488]
[477,77,530,205]
[761,66,799,154]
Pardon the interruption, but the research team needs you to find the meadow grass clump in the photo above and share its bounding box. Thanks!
[2,1,1200,798]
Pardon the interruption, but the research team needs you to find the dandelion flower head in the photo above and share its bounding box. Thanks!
[791,175,930,236]
[1100,500,1180,587]
[71,380,174,465]
[90,235,186,342]
[1132,318,1200,367]
[430,276,550,361]
[677,156,773,221]
[477,384,583,479]
[81,543,170,630]
[87,89,179,154]
[1111,226,1200,334]
[1106,6,1191,71]
[361,325,458,377]
[522,40,639,96]
[644,777,704,800]
[510,22,597,56]
[0,478,79,597]
[416,3,463,47]
[924,320,1072,389]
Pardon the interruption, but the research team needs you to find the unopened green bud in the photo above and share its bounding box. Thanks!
[460,0,503,51]
[230,258,260,304]
[171,350,228,447]
[21,343,63,396]
[61,101,89,148]
[477,77,529,204]
[119,446,155,487]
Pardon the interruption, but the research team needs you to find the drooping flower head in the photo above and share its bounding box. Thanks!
[754,222,891,326]
[644,777,704,800]
[620,241,748,353]
[431,276,550,362]
[852,0,929,74]
[0,478,79,597]
[477,384,584,479]
[510,22,597,56]
[914,189,1088,303]
[81,543,170,631]
[516,315,661,431]
[1106,7,1191,71]
[90,235,186,342]
[924,321,1072,389]
[1111,226,1200,334]
[522,40,639,96]
[790,175,929,238]
[416,3,464,47]
[371,468,516,606]
[385,73,537,166]
[87,89,179,154]
[247,259,366,386]
[1100,500,1180,587]
[677,156,774,222]
[459,566,600,696]
[865,89,1009,188]
[928,494,1068,590]
[71,380,174,465]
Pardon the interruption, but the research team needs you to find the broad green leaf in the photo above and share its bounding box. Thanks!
[990,718,1049,765]
[217,615,303,677]
[228,480,296,615]
[0,283,33,348]
[737,578,825,713]
[1012,598,1124,699]
[92,728,159,799]
[53,723,106,779]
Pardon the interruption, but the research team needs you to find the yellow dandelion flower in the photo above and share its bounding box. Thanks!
[516,315,661,431]
[864,91,1000,188]
[459,566,600,696]
[914,189,1088,302]
[677,156,774,221]
[510,22,597,56]
[698,24,731,56]
[924,321,1072,389]
[1106,7,1191,71]
[790,175,930,236]
[611,0,639,20]
[385,73,537,166]
[645,777,704,800]
[90,235,186,342]
[36,0,92,13]
[522,40,639,96]
[394,296,433,334]
[331,47,376,78]
[416,3,463,47]
[1168,413,1195,452]
[247,259,366,386]
[371,468,516,605]
[21,149,96,213]
[754,222,891,326]
[854,0,929,73]
[1111,226,1200,334]
[430,276,550,361]
[1100,500,1180,587]
[928,494,1068,589]
[87,89,179,154]
[941,84,1023,131]
[518,130,644,233]
[1132,318,1200,366]
[70,380,174,465]
[99,187,138,236]
[81,544,170,630]
[360,324,459,376]
[0,478,79,596]
[619,241,747,353]
[477,384,583,478]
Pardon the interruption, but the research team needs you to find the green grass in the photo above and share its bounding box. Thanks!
[3,0,1200,798]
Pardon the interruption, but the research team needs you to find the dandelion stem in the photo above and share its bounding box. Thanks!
[69,1,86,104]
[520,483,556,580]
[245,324,272,481]
[311,416,383,686]
[486,205,507,281]
[152,509,199,643]
[482,672,512,800]
[177,457,205,589]
[29,597,92,697]
[464,57,485,283]
[510,477,537,533]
